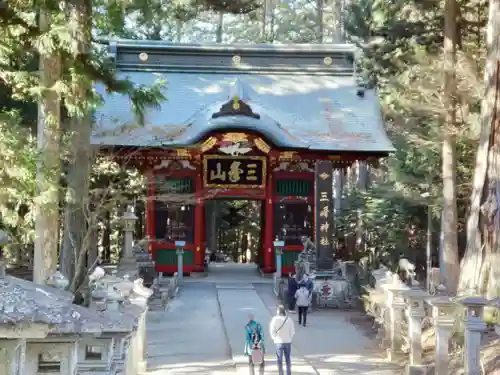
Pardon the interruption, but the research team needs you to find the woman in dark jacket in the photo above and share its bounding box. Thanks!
[287,274,298,312]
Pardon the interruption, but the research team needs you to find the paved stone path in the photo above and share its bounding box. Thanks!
[143,264,400,374]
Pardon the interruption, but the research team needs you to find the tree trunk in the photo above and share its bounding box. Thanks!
[316,0,324,43]
[33,9,62,284]
[356,161,368,250]
[441,0,460,294]
[459,0,500,295]
[102,210,111,262]
[62,0,93,293]
[216,13,223,42]
[87,211,99,267]
[332,0,343,42]
[176,19,182,42]
[261,0,267,40]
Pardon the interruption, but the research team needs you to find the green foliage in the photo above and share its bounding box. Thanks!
[217,200,261,261]
[341,0,483,270]
[0,111,36,246]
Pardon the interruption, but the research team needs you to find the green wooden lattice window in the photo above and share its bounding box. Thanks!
[155,249,194,265]
[156,177,194,194]
[276,179,312,196]
[280,251,300,267]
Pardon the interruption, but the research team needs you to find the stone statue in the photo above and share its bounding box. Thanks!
[294,237,318,281]
[300,236,316,256]
[397,258,416,286]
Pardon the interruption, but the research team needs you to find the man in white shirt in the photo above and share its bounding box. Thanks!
[269,305,295,375]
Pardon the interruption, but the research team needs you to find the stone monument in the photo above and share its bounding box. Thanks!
[295,236,356,309]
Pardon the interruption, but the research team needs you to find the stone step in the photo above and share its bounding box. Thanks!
[215,283,255,290]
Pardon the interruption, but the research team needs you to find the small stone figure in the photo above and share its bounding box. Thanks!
[300,236,316,255]
[397,258,416,286]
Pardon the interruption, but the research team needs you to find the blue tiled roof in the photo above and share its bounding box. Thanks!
[92,65,394,153]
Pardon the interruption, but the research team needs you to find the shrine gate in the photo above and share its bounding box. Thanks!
[93,41,394,275]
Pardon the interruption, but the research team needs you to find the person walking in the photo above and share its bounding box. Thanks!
[244,312,265,375]
[287,274,298,313]
[304,274,314,294]
[295,284,310,327]
[269,305,295,375]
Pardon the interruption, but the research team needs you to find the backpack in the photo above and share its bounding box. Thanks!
[247,324,264,365]
[248,324,262,347]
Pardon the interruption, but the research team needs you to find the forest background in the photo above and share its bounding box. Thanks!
[0,0,498,298]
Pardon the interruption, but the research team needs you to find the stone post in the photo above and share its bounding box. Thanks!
[127,278,153,375]
[455,296,488,375]
[274,240,284,278]
[122,206,137,261]
[428,296,456,375]
[402,289,428,373]
[175,241,185,280]
[383,282,409,361]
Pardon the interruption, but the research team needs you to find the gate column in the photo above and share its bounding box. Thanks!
[146,169,155,253]
[263,172,274,273]
[194,168,205,272]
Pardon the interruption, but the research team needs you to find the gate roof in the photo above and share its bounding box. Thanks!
[92,40,395,154]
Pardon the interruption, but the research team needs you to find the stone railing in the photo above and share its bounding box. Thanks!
[167,272,179,299]
[153,272,180,309]
[365,267,500,375]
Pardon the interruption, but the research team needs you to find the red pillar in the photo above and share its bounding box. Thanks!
[194,169,205,272]
[263,172,274,273]
[145,169,155,253]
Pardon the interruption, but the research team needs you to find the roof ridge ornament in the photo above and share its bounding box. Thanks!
[211,77,260,119]
[211,95,261,119]
[229,77,247,100]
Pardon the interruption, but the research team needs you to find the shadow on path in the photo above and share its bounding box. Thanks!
[254,283,401,375]
[145,283,233,374]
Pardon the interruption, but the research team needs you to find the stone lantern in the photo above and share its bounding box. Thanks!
[454,296,488,375]
[79,287,135,375]
[381,277,409,360]
[401,288,430,374]
[0,272,112,375]
[428,296,457,375]
[122,206,137,261]
[134,248,155,289]
[82,271,136,375]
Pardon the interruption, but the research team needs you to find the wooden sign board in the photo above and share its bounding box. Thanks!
[315,160,334,269]
[203,155,267,188]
